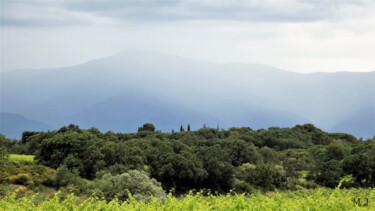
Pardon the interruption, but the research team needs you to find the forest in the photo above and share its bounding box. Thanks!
[0,123,374,203]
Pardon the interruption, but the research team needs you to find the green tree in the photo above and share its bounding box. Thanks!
[146,141,207,193]
[325,143,347,161]
[311,160,343,188]
[55,165,87,189]
[0,147,8,160]
[343,154,374,187]
[138,123,156,132]
[35,131,98,174]
[254,163,286,190]
[235,163,257,186]
[223,139,261,166]
[196,145,234,192]
[58,124,82,133]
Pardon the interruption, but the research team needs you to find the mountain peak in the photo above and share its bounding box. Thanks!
[1,50,374,139]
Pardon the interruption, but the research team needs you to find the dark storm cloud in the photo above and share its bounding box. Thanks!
[0,0,371,27]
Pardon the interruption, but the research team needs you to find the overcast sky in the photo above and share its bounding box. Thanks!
[1,0,375,73]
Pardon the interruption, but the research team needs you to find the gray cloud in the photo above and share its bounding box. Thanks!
[0,0,114,27]
[65,0,367,22]
[1,0,373,27]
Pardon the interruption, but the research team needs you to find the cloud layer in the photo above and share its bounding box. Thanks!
[1,0,374,73]
[2,0,374,27]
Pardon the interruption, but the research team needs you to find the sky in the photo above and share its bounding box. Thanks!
[1,0,375,73]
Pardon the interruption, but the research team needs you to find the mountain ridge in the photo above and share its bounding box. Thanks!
[0,112,52,139]
[1,50,374,138]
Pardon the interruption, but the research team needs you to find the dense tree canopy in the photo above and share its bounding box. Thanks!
[1,123,374,196]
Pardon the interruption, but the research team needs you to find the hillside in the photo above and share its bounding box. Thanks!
[330,107,375,138]
[1,50,374,138]
[0,112,52,139]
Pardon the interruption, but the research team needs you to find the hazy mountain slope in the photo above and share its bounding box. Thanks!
[294,72,375,128]
[330,107,375,139]
[57,91,220,132]
[56,90,307,132]
[0,112,52,139]
[0,50,374,137]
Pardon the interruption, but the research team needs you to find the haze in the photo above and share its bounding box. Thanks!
[1,0,375,73]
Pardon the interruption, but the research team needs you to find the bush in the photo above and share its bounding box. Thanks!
[0,185,8,197]
[8,173,32,186]
[89,170,166,202]
[54,165,88,192]
[232,179,255,194]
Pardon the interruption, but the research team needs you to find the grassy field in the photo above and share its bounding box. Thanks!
[1,188,374,210]
[8,154,35,163]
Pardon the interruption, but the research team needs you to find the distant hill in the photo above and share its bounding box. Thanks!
[330,107,375,139]
[0,50,374,138]
[0,112,52,139]
[59,92,307,132]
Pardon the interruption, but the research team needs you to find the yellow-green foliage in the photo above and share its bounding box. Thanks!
[8,154,35,163]
[1,188,374,210]
[0,159,56,187]
[8,173,33,186]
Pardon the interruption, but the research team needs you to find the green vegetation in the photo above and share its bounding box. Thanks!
[1,188,374,210]
[0,159,55,189]
[8,154,34,163]
[0,123,374,209]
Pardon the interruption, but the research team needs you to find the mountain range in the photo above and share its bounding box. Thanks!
[1,50,374,139]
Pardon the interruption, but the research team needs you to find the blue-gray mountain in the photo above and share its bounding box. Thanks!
[1,50,374,139]
[0,112,52,139]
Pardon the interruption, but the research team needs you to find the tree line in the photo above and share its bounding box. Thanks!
[1,123,374,200]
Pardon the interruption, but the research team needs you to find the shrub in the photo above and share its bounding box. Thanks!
[89,170,166,202]
[8,173,32,186]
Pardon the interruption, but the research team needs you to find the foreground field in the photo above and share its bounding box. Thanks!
[8,154,35,163]
[1,188,374,210]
